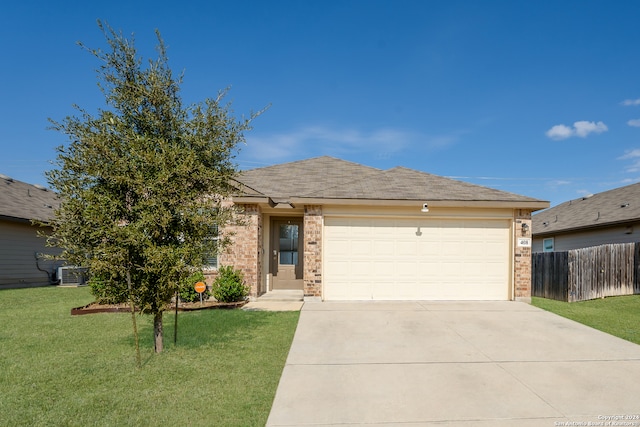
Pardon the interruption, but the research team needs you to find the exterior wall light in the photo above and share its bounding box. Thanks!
[521,223,529,234]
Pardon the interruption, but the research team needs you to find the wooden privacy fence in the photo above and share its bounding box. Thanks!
[532,243,640,302]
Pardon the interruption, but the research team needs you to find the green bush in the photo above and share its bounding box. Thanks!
[212,266,248,302]
[89,275,129,304]
[179,271,210,303]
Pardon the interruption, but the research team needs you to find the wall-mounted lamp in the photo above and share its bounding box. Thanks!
[521,223,529,234]
[421,203,429,213]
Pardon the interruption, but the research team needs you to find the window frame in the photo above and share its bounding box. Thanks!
[204,224,219,270]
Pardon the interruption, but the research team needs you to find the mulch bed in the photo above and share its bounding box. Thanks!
[71,300,247,315]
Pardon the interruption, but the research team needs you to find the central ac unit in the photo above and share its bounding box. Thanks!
[57,266,88,286]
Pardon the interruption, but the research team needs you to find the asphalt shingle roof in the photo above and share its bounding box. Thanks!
[532,182,640,235]
[0,175,59,222]
[236,156,546,204]
[236,157,381,201]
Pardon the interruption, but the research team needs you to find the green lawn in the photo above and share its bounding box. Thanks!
[0,286,299,427]
[532,295,640,345]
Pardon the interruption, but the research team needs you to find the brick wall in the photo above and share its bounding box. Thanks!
[514,209,532,302]
[303,205,322,298]
[216,203,263,298]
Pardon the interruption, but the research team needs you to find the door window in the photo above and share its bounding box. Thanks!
[279,224,299,265]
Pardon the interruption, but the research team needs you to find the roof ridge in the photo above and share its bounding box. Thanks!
[242,156,376,173]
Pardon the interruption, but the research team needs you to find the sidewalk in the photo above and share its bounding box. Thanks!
[242,290,304,311]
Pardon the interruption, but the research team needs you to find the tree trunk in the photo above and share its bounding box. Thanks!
[154,311,163,353]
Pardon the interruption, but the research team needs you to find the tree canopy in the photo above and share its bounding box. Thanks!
[47,21,261,354]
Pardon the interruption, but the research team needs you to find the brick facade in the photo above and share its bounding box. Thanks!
[303,205,323,298]
[514,209,533,302]
[217,203,263,298]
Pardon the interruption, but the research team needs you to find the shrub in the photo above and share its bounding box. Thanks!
[212,266,248,302]
[179,271,210,303]
[89,275,129,304]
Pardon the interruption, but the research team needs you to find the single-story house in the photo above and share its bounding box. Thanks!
[532,182,640,252]
[214,157,549,302]
[0,174,61,289]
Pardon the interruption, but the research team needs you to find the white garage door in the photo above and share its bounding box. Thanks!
[324,217,511,300]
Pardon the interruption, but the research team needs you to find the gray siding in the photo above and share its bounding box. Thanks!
[533,222,640,252]
[0,220,61,289]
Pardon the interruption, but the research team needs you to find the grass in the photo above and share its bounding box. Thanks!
[0,286,299,426]
[532,295,640,345]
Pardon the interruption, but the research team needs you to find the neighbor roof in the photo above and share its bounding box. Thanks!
[234,156,548,209]
[532,182,640,236]
[0,175,59,222]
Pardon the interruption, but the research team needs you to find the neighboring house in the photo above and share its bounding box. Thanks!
[214,157,549,302]
[532,182,640,252]
[0,174,61,289]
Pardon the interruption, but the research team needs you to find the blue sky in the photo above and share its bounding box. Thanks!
[2,0,640,207]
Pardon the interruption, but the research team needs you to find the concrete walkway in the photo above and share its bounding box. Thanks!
[242,290,304,311]
[267,301,640,426]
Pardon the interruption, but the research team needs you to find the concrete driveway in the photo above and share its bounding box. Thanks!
[267,301,640,426]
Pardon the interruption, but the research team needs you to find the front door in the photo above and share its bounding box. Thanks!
[271,218,303,290]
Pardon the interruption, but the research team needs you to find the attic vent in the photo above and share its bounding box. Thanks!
[0,173,14,182]
[33,184,47,191]
[621,203,630,208]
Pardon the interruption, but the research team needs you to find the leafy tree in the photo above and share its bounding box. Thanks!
[47,21,261,355]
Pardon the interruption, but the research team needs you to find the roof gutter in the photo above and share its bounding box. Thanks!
[232,195,549,211]
[290,198,550,211]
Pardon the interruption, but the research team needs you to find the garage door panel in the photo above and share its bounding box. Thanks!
[351,260,374,276]
[373,240,395,256]
[326,282,371,300]
[417,240,440,256]
[324,217,510,301]
[351,240,373,256]
[395,261,418,277]
[396,240,417,256]
[374,263,395,279]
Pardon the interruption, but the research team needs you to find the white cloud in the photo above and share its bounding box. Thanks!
[545,124,574,140]
[619,149,640,160]
[241,125,418,164]
[628,119,640,127]
[573,120,608,137]
[620,178,640,184]
[545,121,608,140]
[240,125,466,168]
[618,149,640,173]
[549,180,571,186]
[621,98,640,106]
[625,162,640,173]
